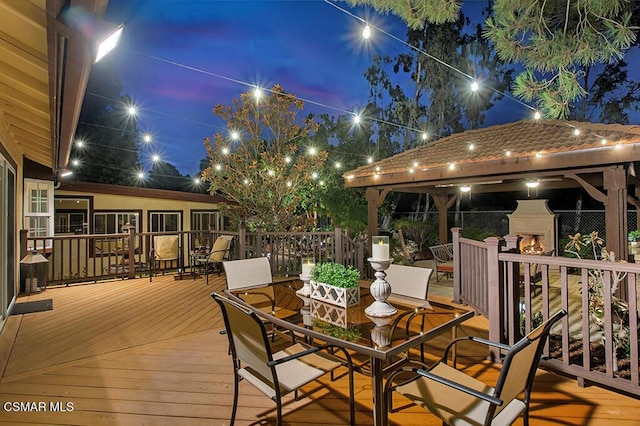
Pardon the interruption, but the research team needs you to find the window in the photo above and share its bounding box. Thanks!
[191,211,220,248]
[94,212,139,234]
[24,179,54,242]
[191,211,220,232]
[150,211,181,232]
[54,197,90,234]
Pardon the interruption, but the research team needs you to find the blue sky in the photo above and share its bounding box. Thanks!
[102,0,410,174]
[101,0,504,175]
[100,1,638,176]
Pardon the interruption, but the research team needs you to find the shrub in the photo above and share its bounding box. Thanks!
[311,262,360,288]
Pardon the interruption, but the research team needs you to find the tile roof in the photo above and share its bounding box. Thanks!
[343,119,640,186]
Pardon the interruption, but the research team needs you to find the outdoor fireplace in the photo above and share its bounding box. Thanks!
[508,200,558,254]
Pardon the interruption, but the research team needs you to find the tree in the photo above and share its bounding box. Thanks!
[485,0,638,118]
[364,7,511,145]
[148,161,190,191]
[202,85,327,231]
[349,0,637,119]
[309,113,377,235]
[70,57,141,185]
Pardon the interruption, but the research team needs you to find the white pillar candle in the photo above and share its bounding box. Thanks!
[371,236,389,260]
[301,258,315,277]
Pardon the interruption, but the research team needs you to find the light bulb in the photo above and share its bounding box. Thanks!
[362,24,371,39]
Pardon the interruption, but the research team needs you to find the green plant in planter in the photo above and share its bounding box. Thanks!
[311,262,360,289]
[628,230,640,243]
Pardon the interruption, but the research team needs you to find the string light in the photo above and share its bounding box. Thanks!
[325,0,537,113]
[78,1,597,182]
[221,147,230,155]
[534,111,541,120]
[308,147,317,155]
[143,133,152,143]
[573,128,580,136]
[362,23,371,39]
[152,154,160,162]
[230,130,240,140]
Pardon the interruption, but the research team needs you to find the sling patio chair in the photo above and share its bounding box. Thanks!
[222,257,300,339]
[212,292,355,426]
[354,264,435,375]
[149,235,180,280]
[384,309,567,426]
[200,234,233,284]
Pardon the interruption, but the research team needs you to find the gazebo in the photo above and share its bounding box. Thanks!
[343,119,640,259]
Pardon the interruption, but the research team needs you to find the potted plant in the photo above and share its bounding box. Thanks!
[628,230,640,257]
[310,262,360,307]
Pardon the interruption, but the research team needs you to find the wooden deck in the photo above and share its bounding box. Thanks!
[0,274,638,425]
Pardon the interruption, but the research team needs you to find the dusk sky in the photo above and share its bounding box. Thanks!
[97,0,625,176]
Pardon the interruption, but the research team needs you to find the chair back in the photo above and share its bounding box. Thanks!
[429,243,454,263]
[491,310,566,420]
[385,264,433,300]
[212,293,275,386]
[209,235,233,262]
[153,235,179,260]
[223,257,273,291]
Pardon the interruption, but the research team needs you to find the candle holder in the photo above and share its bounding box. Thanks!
[297,293,313,328]
[297,257,315,296]
[367,315,393,349]
[297,274,312,296]
[364,257,397,317]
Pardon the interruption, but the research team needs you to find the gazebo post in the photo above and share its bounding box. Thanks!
[432,192,458,244]
[366,188,390,251]
[603,166,628,264]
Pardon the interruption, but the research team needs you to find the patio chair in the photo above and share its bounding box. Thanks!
[222,257,297,340]
[201,235,233,284]
[212,293,355,426]
[429,243,454,282]
[385,309,567,426]
[150,235,180,279]
[356,264,434,374]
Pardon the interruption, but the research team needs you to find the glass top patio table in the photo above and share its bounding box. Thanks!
[225,278,474,426]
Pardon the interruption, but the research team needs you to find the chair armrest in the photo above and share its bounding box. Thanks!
[237,291,276,313]
[267,345,322,366]
[415,368,503,406]
[441,336,512,361]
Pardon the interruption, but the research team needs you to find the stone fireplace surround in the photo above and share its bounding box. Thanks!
[508,199,559,254]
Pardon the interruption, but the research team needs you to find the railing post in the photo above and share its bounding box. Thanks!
[503,234,521,252]
[334,226,343,264]
[485,236,505,358]
[451,227,462,303]
[238,224,246,260]
[125,225,136,279]
[356,239,365,276]
[257,227,263,259]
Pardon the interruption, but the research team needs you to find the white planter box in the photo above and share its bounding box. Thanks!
[310,299,361,328]
[310,280,360,308]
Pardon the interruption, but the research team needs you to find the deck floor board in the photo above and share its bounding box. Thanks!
[0,274,638,425]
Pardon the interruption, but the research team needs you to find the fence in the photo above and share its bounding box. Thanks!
[394,209,639,244]
[452,228,640,397]
[21,227,366,288]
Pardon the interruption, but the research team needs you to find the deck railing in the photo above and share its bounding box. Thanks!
[452,227,640,397]
[21,227,365,287]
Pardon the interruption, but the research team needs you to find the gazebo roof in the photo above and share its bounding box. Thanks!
[344,120,640,191]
